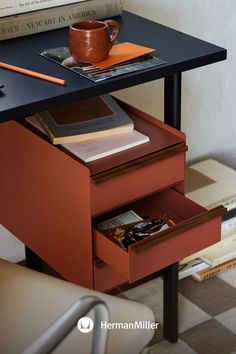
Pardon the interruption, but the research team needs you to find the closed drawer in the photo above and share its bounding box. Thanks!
[93,258,127,292]
[91,151,185,216]
[93,188,225,283]
[90,101,187,216]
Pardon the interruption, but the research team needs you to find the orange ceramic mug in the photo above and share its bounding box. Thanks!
[69,19,120,64]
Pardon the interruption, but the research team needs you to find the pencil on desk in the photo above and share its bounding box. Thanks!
[0,61,66,86]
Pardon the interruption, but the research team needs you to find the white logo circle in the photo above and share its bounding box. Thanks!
[77,317,94,333]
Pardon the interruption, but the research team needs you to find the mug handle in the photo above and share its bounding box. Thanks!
[105,20,120,46]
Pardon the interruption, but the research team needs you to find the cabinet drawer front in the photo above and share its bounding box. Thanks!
[93,259,127,292]
[89,99,187,216]
[93,189,225,283]
[91,152,185,216]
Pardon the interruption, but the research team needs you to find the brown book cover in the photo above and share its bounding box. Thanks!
[36,94,134,144]
[49,96,113,124]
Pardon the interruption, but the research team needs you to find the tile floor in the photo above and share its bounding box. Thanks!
[121,268,236,354]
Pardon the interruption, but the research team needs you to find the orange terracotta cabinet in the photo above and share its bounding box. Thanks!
[0,99,224,291]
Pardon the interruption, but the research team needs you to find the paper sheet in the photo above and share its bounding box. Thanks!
[94,42,155,69]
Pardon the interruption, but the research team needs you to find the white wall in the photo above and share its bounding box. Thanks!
[114,0,236,166]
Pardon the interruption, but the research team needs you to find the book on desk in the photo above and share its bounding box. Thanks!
[0,0,123,40]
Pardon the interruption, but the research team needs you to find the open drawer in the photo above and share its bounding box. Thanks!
[93,188,225,283]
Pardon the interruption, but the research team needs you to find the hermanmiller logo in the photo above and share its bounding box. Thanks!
[101,321,159,330]
[77,317,94,333]
[77,318,159,334]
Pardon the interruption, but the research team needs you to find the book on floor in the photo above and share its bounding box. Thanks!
[26,115,150,162]
[35,95,134,144]
[199,232,236,267]
[186,159,236,212]
[181,159,236,265]
[192,258,236,282]
[186,157,236,235]
[178,258,209,280]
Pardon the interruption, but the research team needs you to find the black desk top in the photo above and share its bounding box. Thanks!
[0,11,226,123]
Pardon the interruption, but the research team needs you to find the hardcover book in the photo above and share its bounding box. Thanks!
[0,0,123,40]
[35,95,134,144]
[0,0,87,17]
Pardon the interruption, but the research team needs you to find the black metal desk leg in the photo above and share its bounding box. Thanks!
[163,73,182,342]
[25,246,42,271]
[164,73,182,130]
[163,262,179,342]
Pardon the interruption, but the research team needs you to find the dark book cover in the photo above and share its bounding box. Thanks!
[36,94,134,144]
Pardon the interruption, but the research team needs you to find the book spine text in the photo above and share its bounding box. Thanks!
[0,0,86,18]
[0,0,122,40]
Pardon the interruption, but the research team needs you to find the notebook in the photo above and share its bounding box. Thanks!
[26,115,149,162]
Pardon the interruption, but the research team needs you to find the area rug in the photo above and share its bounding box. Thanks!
[121,270,236,354]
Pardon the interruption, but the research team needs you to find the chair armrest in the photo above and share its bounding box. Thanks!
[22,296,109,354]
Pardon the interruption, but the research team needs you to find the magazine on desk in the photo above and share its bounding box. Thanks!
[39,46,167,82]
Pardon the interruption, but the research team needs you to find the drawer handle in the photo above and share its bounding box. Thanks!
[130,205,226,253]
[91,142,187,184]
[93,257,106,269]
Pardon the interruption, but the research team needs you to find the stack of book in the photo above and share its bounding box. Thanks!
[0,0,123,40]
[26,94,150,162]
[179,159,236,281]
